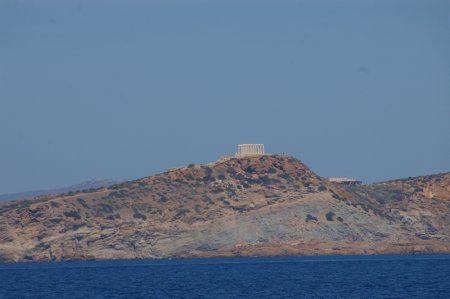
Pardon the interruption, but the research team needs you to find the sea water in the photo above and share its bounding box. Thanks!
[0,255,449,298]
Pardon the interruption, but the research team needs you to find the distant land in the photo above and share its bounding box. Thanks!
[0,179,126,202]
[0,154,449,262]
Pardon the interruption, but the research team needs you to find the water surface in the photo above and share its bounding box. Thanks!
[1,255,449,298]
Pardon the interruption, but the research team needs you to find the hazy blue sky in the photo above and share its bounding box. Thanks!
[1,0,449,194]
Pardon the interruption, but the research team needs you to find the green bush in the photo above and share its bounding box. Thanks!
[318,185,327,191]
[326,211,335,221]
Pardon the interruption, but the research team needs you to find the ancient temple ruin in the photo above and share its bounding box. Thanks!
[235,144,265,157]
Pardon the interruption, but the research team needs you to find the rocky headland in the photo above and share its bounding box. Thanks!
[0,155,449,262]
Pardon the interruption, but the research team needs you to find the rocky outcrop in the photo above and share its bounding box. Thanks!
[0,155,449,262]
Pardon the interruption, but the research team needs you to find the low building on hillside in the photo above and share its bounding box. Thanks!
[329,177,362,185]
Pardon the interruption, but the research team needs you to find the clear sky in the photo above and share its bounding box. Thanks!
[1,0,449,194]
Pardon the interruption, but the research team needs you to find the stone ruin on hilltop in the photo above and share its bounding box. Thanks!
[235,144,265,158]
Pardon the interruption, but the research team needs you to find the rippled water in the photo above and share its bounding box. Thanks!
[0,255,449,298]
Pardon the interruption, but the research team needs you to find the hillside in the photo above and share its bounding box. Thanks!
[0,179,125,202]
[0,155,449,262]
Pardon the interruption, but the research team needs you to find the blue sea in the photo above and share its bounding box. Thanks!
[1,255,449,298]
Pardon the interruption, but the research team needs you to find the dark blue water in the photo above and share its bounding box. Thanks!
[1,255,449,298]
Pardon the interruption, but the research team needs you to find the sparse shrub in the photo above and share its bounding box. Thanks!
[188,164,195,168]
[332,193,340,200]
[227,166,237,176]
[110,181,134,190]
[175,208,189,218]
[368,187,410,204]
[218,174,226,180]
[49,218,62,224]
[202,167,214,182]
[158,193,168,202]
[268,167,277,174]
[133,213,147,220]
[259,175,280,186]
[244,166,255,174]
[98,203,113,213]
[109,190,128,198]
[278,173,290,180]
[306,214,318,222]
[64,210,81,220]
[211,187,224,193]
[326,211,335,221]
[234,173,245,180]
[73,224,85,230]
[260,175,271,185]
[203,197,214,205]
[50,201,59,208]
[226,188,236,196]
[204,167,213,177]
[218,196,231,206]
[76,198,90,209]
[318,185,327,191]
[337,216,343,222]
[35,242,50,251]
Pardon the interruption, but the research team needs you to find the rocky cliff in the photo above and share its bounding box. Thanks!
[0,155,449,262]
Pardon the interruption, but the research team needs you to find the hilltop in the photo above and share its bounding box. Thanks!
[0,155,449,262]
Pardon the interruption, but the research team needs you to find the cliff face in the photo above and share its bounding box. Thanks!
[0,155,449,262]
